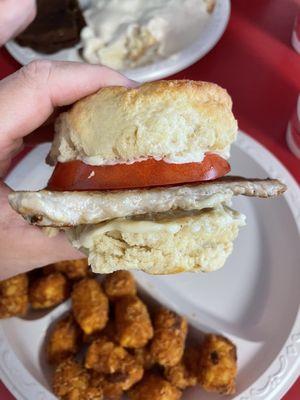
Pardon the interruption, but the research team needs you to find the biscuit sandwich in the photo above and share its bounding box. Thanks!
[9,80,286,274]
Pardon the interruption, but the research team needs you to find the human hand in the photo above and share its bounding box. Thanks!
[0,0,37,46]
[0,60,135,279]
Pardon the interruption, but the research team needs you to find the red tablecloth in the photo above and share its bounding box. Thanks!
[0,0,299,398]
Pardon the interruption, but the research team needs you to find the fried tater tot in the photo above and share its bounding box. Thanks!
[0,274,28,318]
[85,336,144,389]
[128,373,182,400]
[164,346,198,389]
[0,296,28,319]
[104,355,144,390]
[85,336,128,374]
[90,372,123,400]
[103,271,136,300]
[0,274,28,297]
[133,346,156,370]
[150,308,187,367]
[85,387,103,400]
[83,319,117,344]
[71,279,109,335]
[115,295,153,348]
[198,334,237,395]
[29,273,69,309]
[52,259,90,280]
[53,358,91,400]
[47,314,81,364]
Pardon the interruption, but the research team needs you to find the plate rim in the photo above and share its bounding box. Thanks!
[1,130,300,400]
[5,0,231,82]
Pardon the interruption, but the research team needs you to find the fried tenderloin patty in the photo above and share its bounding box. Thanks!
[8,177,286,227]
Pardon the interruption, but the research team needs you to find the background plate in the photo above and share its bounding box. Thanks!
[5,0,230,82]
[1,131,300,400]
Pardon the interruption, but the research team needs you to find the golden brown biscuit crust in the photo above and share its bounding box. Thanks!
[48,80,237,166]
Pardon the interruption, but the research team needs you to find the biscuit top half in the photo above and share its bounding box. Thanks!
[48,80,238,166]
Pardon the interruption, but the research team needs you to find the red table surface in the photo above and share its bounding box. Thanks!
[0,0,299,399]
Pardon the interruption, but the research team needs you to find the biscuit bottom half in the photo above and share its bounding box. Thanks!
[65,206,245,275]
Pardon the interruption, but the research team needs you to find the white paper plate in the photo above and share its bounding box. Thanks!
[2,131,300,400]
[5,0,230,82]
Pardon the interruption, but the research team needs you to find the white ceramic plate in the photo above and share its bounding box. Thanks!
[5,0,230,82]
[1,131,300,400]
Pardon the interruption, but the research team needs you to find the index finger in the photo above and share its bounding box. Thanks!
[0,60,136,141]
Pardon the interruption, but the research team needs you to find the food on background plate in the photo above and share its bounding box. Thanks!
[16,0,85,54]
[14,0,216,71]
[0,274,29,318]
[8,80,286,275]
[81,0,216,69]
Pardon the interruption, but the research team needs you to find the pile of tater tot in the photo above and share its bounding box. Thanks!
[0,261,238,400]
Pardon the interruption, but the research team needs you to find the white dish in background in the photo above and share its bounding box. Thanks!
[5,0,230,82]
[2,131,300,400]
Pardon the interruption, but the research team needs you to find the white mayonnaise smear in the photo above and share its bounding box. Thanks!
[81,0,214,69]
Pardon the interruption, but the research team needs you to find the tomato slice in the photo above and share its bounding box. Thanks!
[47,154,230,191]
